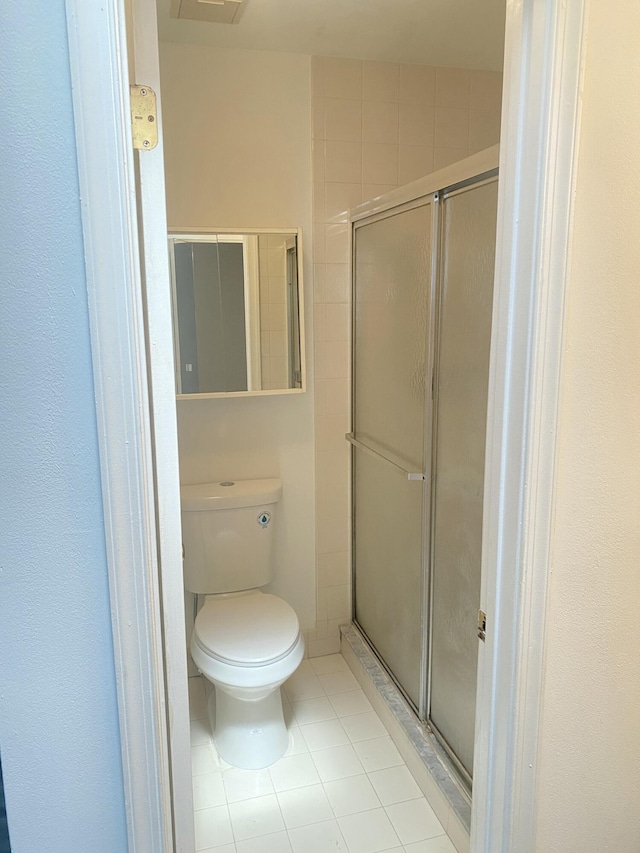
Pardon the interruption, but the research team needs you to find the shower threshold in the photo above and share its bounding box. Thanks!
[340,622,472,848]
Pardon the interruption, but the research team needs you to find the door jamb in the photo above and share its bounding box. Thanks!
[472,1,587,850]
[64,0,588,849]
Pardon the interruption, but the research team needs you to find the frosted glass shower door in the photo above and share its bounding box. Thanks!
[352,201,433,708]
[428,177,498,782]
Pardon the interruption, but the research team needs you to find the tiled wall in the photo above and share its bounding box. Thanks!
[309,57,502,657]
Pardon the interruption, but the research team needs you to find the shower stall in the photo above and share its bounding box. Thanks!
[348,147,499,792]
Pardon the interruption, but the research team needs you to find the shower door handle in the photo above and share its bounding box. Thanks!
[345,433,425,481]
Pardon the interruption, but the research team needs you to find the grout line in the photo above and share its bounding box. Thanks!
[190,653,455,852]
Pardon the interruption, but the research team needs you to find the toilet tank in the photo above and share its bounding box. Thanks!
[180,478,282,595]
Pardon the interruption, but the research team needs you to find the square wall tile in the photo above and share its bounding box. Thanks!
[323,57,363,100]
[312,97,325,140]
[435,67,470,109]
[313,181,325,222]
[312,139,326,183]
[363,61,400,102]
[313,224,326,261]
[314,378,350,417]
[363,100,399,145]
[313,262,326,300]
[316,414,350,452]
[468,110,501,150]
[325,98,362,142]
[469,70,503,112]
[433,148,468,171]
[315,341,350,380]
[324,263,350,302]
[398,146,434,185]
[316,511,350,554]
[326,584,350,620]
[362,183,396,203]
[399,103,435,147]
[325,140,362,183]
[313,303,327,343]
[399,64,436,105]
[325,182,362,223]
[317,550,350,587]
[325,224,350,264]
[362,142,398,185]
[434,108,469,149]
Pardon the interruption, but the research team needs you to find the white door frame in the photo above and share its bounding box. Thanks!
[64,0,587,850]
[65,0,193,850]
[472,0,587,850]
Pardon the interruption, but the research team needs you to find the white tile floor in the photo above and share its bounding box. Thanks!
[189,654,457,853]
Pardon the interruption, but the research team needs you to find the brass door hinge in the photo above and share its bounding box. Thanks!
[130,85,158,150]
[478,609,487,642]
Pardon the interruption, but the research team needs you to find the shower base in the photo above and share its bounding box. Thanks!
[340,622,472,852]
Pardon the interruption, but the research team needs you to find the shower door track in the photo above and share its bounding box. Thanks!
[350,616,473,798]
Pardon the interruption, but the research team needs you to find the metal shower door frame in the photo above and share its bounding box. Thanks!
[426,171,500,793]
[349,147,501,789]
[349,191,440,721]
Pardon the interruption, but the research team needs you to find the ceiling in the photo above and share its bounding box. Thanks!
[156,0,506,71]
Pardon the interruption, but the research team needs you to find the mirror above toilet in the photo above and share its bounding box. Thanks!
[168,228,305,399]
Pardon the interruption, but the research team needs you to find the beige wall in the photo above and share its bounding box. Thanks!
[535,2,640,848]
[159,45,317,643]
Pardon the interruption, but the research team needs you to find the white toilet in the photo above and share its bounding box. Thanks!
[181,478,304,769]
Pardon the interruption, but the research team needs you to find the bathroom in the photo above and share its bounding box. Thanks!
[156,0,503,850]
[5,0,640,851]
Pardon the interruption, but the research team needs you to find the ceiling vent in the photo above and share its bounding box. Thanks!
[170,0,247,25]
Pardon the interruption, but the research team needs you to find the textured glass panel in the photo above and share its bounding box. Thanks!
[429,179,498,779]
[354,204,432,470]
[354,447,425,706]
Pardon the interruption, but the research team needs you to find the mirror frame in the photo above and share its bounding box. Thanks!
[168,226,306,399]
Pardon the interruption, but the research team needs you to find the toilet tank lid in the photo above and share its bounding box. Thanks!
[181,478,282,511]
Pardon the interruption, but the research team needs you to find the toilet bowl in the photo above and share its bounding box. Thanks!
[191,589,304,768]
[181,478,304,769]
[190,589,304,768]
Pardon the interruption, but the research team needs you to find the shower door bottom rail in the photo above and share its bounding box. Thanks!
[345,433,425,480]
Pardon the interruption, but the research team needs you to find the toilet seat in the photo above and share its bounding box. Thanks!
[194,590,300,667]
